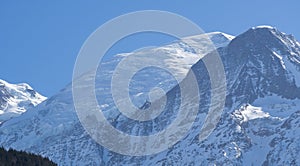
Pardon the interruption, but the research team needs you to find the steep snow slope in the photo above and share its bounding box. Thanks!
[0,27,300,165]
[0,79,46,123]
[105,32,234,107]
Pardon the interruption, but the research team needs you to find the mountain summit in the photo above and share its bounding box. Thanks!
[0,79,46,123]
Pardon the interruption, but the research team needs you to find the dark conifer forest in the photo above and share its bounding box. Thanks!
[0,147,56,166]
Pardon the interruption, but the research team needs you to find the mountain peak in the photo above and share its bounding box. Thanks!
[204,31,235,40]
[225,25,300,102]
[182,31,234,49]
[239,25,279,40]
[0,79,46,123]
[228,25,289,52]
[0,79,34,92]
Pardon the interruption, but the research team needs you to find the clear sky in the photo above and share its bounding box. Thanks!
[1,0,300,96]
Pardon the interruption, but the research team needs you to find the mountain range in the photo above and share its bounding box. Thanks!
[0,26,299,165]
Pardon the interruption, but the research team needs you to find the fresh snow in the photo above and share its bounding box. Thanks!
[0,79,46,123]
[252,25,276,30]
[237,105,270,122]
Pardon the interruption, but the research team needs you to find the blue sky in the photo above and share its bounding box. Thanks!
[1,0,300,96]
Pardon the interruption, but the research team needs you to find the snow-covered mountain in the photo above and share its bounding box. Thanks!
[0,31,233,165]
[0,26,300,166]
[0,79,46,123]
[101,32,234,107]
